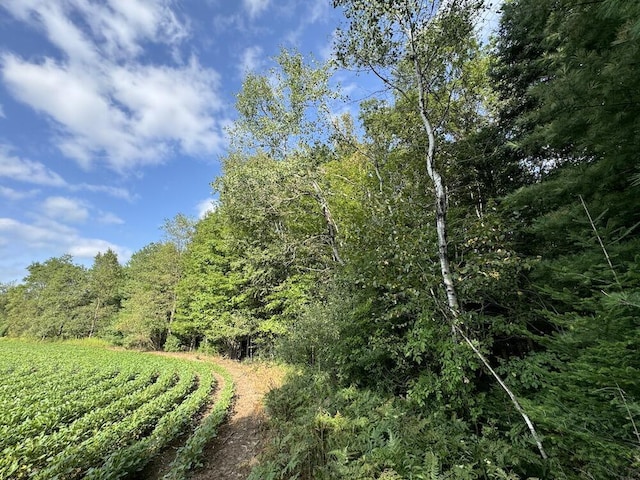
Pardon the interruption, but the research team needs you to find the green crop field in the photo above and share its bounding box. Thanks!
[0,339,233,480]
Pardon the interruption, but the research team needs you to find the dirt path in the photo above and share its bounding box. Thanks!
[148,353,285,480]
[189,357,284,479]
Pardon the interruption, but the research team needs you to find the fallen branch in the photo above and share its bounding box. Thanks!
[453,324,548,459]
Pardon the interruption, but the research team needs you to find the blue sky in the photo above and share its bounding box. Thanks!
[0,0,501,284]
[0,0,362,283]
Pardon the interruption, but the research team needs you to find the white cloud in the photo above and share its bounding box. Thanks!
[35,1,98,63]
[73,183,135,202]
[0,217,74,249]
[67,238,126,259]
[284,2,333,48]
[309,3,331,24]
[243,0,270,19]
[1,0,187,62]
[2,55,138,170]
[212,13,247,35]
[319,30,337,62]
[239,46,265,76]
[1,53,226,171]
[98,212,125,225]
[0,146,67,186]
[0,259,30,284]
[109,58,225,157]
[42,196,90,223]
[196,198,217,219]
[0,1,228,173]
[82,0,188,59]
[0,216,131,270]
[0,144,135,201]
[0,186,39,201]
[0,104,5,118]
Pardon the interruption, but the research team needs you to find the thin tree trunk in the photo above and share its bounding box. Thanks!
[311,180,344,265]
[89,298,101,338]
[454,324,548,459]
[412,55,461,319]
[408,32,547,460]
[168,295,176,337]
[579,195,622,289]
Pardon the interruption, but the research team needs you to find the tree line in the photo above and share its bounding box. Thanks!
[2,0,639,477]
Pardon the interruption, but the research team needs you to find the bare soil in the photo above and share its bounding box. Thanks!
[147,353,285,480]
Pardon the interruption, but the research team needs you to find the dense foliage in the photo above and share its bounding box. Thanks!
[1,0,638,477]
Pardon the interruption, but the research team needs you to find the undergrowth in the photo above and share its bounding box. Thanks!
[249,370,542,480]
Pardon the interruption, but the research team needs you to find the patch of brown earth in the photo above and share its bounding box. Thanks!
[189,358,284,480]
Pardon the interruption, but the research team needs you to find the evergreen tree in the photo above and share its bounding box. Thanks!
[492,0,640,475]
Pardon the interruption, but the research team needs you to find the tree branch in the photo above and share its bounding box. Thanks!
[453,323,548,459]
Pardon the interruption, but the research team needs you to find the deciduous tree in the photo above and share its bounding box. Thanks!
[116,243,181,349]
[87,249,123,337]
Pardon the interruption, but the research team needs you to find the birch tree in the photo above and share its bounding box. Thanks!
[333,0,547,458]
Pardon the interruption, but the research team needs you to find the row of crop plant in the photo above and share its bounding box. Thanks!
[0,339,234,480]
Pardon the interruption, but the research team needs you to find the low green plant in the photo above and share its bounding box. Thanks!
[250,371,536,480]
[163,364,235,479]
[0,340,227,479]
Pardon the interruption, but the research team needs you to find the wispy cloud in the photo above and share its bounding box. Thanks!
[108,58,225,159]
[284,2,333,47]
[42,196,90,223]
[243,0,270,19]
[0,146,66,186]
[0,103,5,118]
[0,218,73,250]
[212,13,247,35]
[72,184,135,202]
[0,144,134,201]
[2,0,187,62]
[196,198,217,219]
[98,212,125,225]
[67,238,130,260]
[0,186,39,201]
[309,2,331,24]
[319,29,338,62]
[39,196,125,228]
[0,216,131,266]
[0,0,228,173]
[239,45,265,76]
